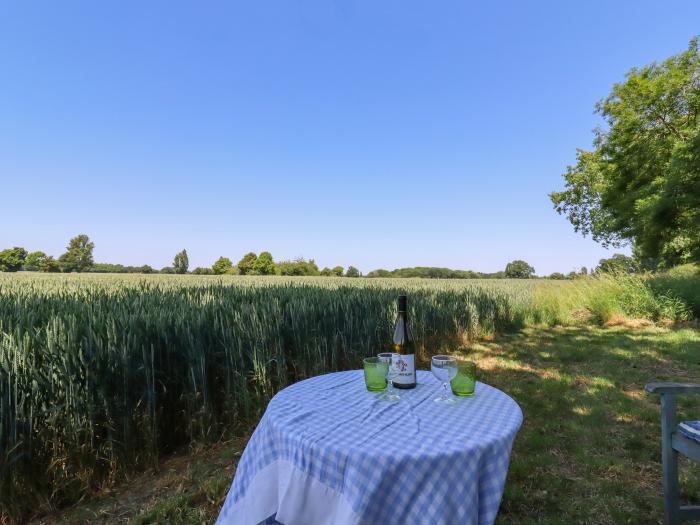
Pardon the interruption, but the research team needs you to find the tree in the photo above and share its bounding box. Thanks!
[549,272,566,280]
[212,256,233,275]
[332,266,344,277]
[0,247,28,272]
[596,253,640,274]
[276,258,319,276]
[253,252,276,275]
[173,249,189,274]
[160,266,176,274]
[58,234,94,272]
[345,266,361,278]
[580,266,588,276]
[505,260,535,279]
[24,251,59,272]
[320,267,332,276]
[551,38,700,267]
[237,252,258,275]
[191,267,215,275]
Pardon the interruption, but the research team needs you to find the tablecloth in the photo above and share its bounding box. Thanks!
[217,369,522,525]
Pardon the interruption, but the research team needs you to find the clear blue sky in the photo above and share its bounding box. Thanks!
[1,1,698,274]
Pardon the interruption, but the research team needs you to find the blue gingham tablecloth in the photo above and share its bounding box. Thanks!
[217,370,523,525]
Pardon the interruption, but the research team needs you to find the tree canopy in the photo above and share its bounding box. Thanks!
[551,38,700,267]
[0,247,28,272]
[212,256,233,275]
[505,260,535,279]
[58,234,94,272]
[173,249,189,274]
[596,253,640,274]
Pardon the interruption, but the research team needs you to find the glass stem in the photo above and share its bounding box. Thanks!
[442,382,448,400]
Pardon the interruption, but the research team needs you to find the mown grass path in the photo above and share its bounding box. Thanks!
[31,326,700,525]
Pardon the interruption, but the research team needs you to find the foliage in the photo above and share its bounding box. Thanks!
[30,253,60,272]
[236,252,258,275]
[191,267,215,275]
[212,257,233,275]
[551,37,700,266]
[505,260,535,279]
[649,264,700,316]
[173,249,189,274]
[332,266,344,277]
[0,247,28,272]
[90,263,155,274]
[276,258,319,276]
[253,252,276,275]
[549,272,566,280]
[345,266,361,277]
[160,266,176,274]
[58,234,95,272]
[596,253,640,274]
[366,267,506,279]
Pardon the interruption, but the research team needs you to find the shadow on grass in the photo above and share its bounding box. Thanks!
[446,326,700,525]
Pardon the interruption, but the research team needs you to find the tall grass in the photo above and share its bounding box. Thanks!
[0,272,694,521]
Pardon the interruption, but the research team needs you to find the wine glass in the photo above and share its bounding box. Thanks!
[431,355,458,404]
[377,352,400,402]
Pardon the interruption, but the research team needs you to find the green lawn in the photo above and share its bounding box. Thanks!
[33,325,700,525]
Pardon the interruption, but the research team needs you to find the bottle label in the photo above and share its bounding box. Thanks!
[392,354,415,385]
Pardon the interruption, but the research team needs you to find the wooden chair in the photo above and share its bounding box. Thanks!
[646,382,700,524]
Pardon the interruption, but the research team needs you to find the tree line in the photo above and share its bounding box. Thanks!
[0,235,645,279]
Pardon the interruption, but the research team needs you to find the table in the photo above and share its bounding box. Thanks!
[217,370,523,525]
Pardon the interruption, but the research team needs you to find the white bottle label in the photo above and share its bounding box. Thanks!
[393,354,415,385]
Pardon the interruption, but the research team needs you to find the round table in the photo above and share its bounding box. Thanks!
[217,370,522,525]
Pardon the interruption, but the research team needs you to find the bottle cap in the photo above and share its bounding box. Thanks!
[398,295,407,312]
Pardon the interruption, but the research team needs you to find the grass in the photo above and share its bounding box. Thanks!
[32,325,700,525]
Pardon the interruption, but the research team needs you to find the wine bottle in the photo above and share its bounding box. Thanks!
[392,295,416,389]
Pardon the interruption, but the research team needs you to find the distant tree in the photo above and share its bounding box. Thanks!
[320,267,332,276]
[253,252,276,275]
[332,266,344,277]
[58,234,94,272]
[139,265,155,274]
[191,267,215,275]
[567,271,578,279]
[43,256,60,272]
[580,266,588,276]
[212,256,233,275]
[23,251,46,271]
[596,253,640,274]
[160,266,176,274]
[277,258,320,276]
[505,260,535,279]
[0,247,28,272]
[366,269,392,278]
[173,249,189,274]
[549,272,566,280]
[345,266,361,278]
[237,252,258,275]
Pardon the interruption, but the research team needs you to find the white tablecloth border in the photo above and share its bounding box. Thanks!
[217,458,360,525]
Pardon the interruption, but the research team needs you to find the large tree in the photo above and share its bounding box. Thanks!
[237,252,258,275]
[0,247,28,272]
[253,251,276,275]
[551,38,700,267]
[212,256,233,275]
[173,249,189,274]
[505,260,535,279]
[58,235,94,272]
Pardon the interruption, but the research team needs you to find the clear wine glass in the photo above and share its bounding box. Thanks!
[431,355,458,405]
[377,352,400,402]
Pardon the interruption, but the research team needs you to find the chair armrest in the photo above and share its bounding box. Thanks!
[646,382,700,395]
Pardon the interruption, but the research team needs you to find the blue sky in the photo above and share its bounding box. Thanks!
[1,1,698,274]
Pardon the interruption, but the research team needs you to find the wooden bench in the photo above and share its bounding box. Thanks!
[646,382,700,524]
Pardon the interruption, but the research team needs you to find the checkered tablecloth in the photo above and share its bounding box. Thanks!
[217,370,523,525]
